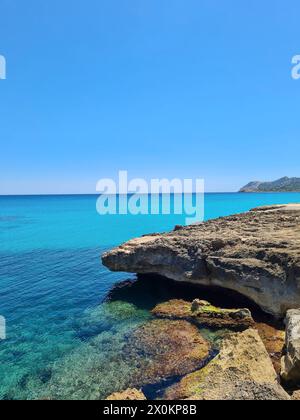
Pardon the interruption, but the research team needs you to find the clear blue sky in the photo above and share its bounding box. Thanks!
[0,0,299,194]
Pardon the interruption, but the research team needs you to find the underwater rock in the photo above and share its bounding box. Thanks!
[43,306,211,400]
[102,205,300,317]
[123,319,210,387]
[151,299,254,330]
[281,309,300,385]
[255,321,285,374]
[163,329,290,400]
[105,388,146,400]
[38,302,154,400]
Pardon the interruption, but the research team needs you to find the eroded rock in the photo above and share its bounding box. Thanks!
[163,329,290,400]
[102,205,300,317]
[151,299,254,330]
[281,309,300,385]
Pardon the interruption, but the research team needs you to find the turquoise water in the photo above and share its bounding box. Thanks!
[0,192,299,399]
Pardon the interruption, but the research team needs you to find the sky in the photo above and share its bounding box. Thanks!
[0,0,299,194]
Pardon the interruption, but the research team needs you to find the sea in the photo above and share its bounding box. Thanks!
[0,192,299,400]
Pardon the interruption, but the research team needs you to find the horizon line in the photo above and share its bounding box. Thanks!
[0,192,236,197]
[1,191,300,197]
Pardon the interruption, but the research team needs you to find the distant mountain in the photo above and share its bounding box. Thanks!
[239,177,300,192]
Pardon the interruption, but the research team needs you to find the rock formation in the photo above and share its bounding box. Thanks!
[163,329,290,400]
[281,309,300,385]
[102,205,300,317]
[122,319,210,387]
[151,299,285,373]
[254,321,285,374]
[240,177,300,192]
[151,299,254,330]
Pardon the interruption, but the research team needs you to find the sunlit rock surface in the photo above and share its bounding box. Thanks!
[281,309,300,385]
[163,329,290,400]
[102,205,300,317]
[151,299,254,330]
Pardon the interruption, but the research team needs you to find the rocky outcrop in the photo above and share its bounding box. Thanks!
[122,319,210,387]
[281,309,300,385]
[240,177,300,192]
[105,388,146,400]
[151,299,254,330]
[102,205,300,317]
[152,300,285,373]
[163,329,290,400]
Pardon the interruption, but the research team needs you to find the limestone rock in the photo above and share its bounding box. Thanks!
[102,205,300,317]
[281,309,300,385]
[105,388,146,400]
[151,299,254,330]
[163,329,290,400]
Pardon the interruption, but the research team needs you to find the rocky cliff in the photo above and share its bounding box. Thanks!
[102,204,300,317]
[240,177,300,192]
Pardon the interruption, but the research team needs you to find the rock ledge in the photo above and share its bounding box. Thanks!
[102,205,300,317]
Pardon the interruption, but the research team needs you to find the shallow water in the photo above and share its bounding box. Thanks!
[0,192,299,399]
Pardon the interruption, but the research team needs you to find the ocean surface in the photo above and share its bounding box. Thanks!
[0,192,300,400]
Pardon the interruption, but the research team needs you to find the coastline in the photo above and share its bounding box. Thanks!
[102,204,300,400]
[1,195,300,400]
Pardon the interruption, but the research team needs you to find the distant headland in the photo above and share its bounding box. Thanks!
[239,177,300,192]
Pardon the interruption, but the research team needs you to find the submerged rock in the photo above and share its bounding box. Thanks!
[123,319,210,387]
[102,205,300,317]
[42,305,210,400]
[163,329,290,400]
[151,299,254,330]
[105,388,146,400]
[255,321,285,375]
[281,309,300,385]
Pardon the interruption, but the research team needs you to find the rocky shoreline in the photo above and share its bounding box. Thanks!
[102,205,300,400]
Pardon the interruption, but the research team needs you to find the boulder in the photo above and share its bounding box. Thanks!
[281,309,300,385]
[151,299,254,330]
[102,205,300,317]
[105,388,146,400]
[163,329,290,400]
